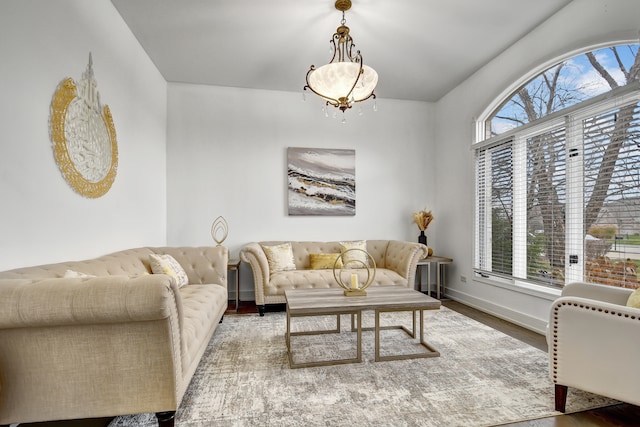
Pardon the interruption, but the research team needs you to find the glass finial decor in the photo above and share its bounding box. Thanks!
[210,216,228,246]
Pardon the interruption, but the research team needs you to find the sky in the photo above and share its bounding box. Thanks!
[490,43,639,136]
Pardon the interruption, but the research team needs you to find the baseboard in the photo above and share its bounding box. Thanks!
[444,288,548,335]
[230,290,255,302]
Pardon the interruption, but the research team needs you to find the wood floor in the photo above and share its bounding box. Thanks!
[17,299,639,427]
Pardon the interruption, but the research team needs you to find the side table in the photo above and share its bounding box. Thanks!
[416,256,453,299]
[228,258,241,312]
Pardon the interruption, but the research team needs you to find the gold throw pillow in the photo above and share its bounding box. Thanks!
[309,253,344,270]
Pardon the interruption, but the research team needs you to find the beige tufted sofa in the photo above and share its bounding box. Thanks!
[0,246,228,427]
[240,240,428,316]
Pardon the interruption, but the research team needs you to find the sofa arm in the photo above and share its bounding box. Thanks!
[239,242,270,306]
[0,274,186,424]
[384,241,429,285]
[548,295,640,406]
[0,274,182,329]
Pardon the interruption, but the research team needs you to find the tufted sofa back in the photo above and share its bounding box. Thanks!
[149,247,228,286]
[0,248,153,279]
[257,240,391,269]
[0,247,228,287]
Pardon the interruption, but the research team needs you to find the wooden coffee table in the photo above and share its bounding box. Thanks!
[284,286,441,368]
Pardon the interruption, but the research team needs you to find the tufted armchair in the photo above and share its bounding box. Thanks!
[240,240,428,316]
[547,281,640,412]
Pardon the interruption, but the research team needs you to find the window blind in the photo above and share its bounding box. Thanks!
[524,127,567,285]
[475,140,513,275]
[581,100,640,288]
[475,94,640,289]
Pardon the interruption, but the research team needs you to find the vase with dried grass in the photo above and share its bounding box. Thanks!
[413,210,433,246]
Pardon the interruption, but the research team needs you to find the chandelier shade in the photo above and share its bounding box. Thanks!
[307,62,378,107]
[304,0,377,114]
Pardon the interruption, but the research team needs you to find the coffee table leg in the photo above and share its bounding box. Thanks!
[420,309,425,345]
[350,313,356,332]
[288,310,362,368]
[375,309,381,362]
[419,309,439,355]
[356,309,362,363]
[410,310,416,338]
[375,308,440,362]
[286,305,290,351]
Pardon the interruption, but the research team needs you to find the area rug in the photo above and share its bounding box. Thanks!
[109,307,616,427]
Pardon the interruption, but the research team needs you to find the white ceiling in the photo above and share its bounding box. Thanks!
[111,0,573,102]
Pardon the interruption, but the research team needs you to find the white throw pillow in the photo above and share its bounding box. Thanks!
[63,269,96,278]
[262,243,297,273]
[149,254,189,288]
[339,240,369,268]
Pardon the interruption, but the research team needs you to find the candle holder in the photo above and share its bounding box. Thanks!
[332,248,376,296]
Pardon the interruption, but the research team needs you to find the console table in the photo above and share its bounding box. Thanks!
[416,256,453,299]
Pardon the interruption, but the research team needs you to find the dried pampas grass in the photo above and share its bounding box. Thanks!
[413,210,434,231]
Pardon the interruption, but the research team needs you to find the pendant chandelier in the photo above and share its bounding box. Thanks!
[304,0,378,118]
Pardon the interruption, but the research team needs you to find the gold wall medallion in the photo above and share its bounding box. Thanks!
[50,54,118,198]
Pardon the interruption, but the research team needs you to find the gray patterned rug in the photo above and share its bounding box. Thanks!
[109,307,615,427]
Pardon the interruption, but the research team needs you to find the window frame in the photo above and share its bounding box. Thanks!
[474,82,640,290]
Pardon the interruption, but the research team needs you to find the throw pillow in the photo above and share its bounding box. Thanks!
[149,254,189,288]
[309,253,344,270]
[626,288,640,308]
[63,269,96,278]
[339,240,369,268]
[262,243,296,273]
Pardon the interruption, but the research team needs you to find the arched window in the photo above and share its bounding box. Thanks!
[486,44,639,139]
[474,43,640,290]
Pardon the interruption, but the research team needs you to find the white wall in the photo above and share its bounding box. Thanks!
[167,83,435,300]
[6,0,633,331]
[435,0,640,333]
[0,0,167,270]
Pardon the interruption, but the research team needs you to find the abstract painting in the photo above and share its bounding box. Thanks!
[287,147,355,216]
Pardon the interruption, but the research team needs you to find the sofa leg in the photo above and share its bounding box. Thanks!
[219,315,224,323]
[156,410,176,427]
[555,384,568,412]
[258,305,265,316]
